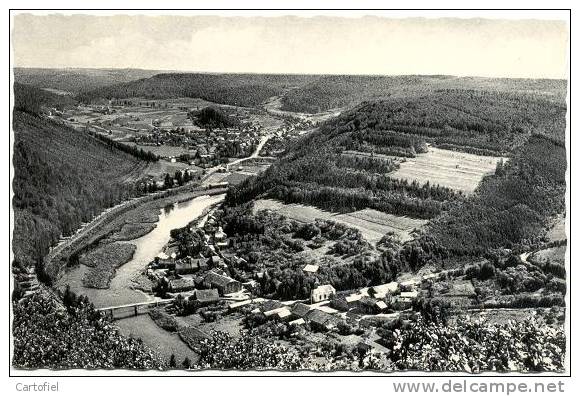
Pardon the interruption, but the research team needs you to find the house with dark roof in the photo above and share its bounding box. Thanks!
[194,289,220,305]
[291,302,311,318]
[202,271,242,295]
[169,277,196,293]
[175,257,205,275]
[305,309,340,332]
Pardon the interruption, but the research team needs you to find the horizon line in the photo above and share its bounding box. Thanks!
[12,66,568,81]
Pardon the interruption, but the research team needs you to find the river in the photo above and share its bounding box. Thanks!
[57,193,225,309]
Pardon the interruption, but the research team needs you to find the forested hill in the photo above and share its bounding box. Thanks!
[12,111,148,276]
[14,82,77,115]
[227,89,566,256]
[77,73,318,107]
[280,75,568,114]
[14,68,166,95]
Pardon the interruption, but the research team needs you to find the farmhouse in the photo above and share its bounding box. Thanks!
[203,271,242,295]
[311,284,336,303]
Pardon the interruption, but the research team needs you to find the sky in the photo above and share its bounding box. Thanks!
[11,14,570,79]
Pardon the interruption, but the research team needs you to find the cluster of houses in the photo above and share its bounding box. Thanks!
[147,214,252,309]
[132,126,262,168]
[224,273,442,333]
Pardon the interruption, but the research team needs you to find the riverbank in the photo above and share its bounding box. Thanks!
[80,242,136,289]
[56,193,226,308]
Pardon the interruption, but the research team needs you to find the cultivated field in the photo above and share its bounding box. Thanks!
[390,147,506,193]
[335,209,428,243]
[253,199,427,244]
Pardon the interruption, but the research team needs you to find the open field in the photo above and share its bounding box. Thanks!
[546,215,567,242]
[389,147,506,193]
[116,315,199,365]
[334,209,428,243]
[253,199,427,244]
[529,245,567,266]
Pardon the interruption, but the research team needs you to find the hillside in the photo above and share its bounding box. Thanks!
[281,75,568,114]
[77,73,318,107]
[227,89,567,257]
[12,111,149,276]
[14,67,166,95]
[14,82,77,114]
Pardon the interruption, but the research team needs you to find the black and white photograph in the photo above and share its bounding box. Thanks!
[7,7,572,382]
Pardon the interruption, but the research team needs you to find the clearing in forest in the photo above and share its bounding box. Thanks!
[253,199,427,244]
[389,147,505,193]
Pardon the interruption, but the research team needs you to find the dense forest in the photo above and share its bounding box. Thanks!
[14,82,76,115]
[281,74,567,115]
[12,111,147,274]
[427,134,567,255]
[189,106,240,129]
[77,73,318,107]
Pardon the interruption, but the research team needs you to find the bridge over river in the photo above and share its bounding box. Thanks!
[97,298,174,320]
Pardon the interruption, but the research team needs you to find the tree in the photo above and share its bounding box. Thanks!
[182,357,191,369]
[163,173,174,189]
[169,354,176,368]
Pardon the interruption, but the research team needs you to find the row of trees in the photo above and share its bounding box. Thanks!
[88,131,159,162]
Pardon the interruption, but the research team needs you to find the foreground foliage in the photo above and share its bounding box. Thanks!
[12,291,159,369]
[383,316,565,372]
[195,331,303,370]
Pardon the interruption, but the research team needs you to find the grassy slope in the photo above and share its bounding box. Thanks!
[12,111,148,270]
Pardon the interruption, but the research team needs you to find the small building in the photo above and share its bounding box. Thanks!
[194,289,220,305]
[400,291,419,300]
[399,279,420,291]
[375,300,388,311]
[305,309,339,331]
[264,307,291,319]
[311,284,336,303]
[345,294,363,305]
[370,282,398,299]
[303,264,319,273]
[175,258,204,275]
[228,299,253,311]
[422,273,438,282]
[292,303,310,318]
[169,277,196,292]
[289,318,305,326]
[214,227,227,241]
[203,271,242,295]
[210,255,224,267]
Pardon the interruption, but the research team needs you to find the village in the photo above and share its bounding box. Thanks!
[133,208,462,361]
[50,97,316,170]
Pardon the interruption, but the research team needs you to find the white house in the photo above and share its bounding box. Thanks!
[310,284,336,303]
